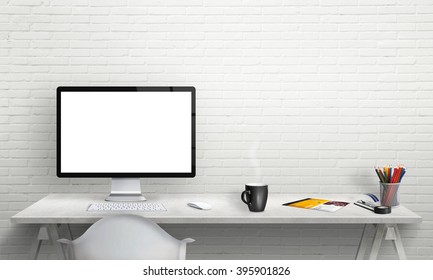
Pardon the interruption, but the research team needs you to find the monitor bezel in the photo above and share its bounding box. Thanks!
[56,86,196,178]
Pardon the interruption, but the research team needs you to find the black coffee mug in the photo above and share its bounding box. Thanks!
[241,183,268,212]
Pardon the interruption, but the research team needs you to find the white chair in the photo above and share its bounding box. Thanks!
[58,215,194,260]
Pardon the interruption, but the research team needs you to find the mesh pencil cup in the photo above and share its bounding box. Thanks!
[379,182,400,207]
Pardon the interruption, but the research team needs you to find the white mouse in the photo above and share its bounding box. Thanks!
[187,201,212,210]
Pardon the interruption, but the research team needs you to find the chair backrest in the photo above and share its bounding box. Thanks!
[58,215,194,260]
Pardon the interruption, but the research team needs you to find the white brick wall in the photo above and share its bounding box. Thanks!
[1,0,433,259]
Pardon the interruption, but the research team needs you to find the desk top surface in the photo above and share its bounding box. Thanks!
[11,193,422,224]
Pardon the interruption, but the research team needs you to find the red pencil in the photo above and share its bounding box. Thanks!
[391,167,400,183]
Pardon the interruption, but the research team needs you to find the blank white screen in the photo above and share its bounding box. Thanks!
[60,91,192,173]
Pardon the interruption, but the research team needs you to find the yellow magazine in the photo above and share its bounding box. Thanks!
[283,198,349,212]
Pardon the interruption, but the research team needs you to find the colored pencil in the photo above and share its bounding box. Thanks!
[374,165,406,184]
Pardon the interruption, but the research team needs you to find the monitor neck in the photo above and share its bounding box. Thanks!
[105,178,146,201]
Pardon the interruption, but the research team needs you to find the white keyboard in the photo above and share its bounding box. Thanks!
[87,202,166,212]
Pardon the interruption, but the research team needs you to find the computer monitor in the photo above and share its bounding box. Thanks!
[57,86,196,201]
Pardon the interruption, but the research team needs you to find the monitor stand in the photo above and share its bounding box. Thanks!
[105,178,146,201]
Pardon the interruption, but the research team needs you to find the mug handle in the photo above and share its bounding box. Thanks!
[241,190,252,205]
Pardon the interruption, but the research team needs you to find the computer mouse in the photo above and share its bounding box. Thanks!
[187,201,212,210]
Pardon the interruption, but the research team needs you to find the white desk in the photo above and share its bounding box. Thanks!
[11,193,422,260]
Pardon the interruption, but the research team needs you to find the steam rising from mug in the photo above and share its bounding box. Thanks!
[248,142,262,182]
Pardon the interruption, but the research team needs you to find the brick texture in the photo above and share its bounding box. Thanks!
[1,0,432,259]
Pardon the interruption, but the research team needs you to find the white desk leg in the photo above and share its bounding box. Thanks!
[356,224,369,260]
[28,224,67,260]
[28,226,48,260]
[369,224,385,260]
[66,224,73,240]
[58,224,73,240]
[385,224,407,260]
[47,224,65,260]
